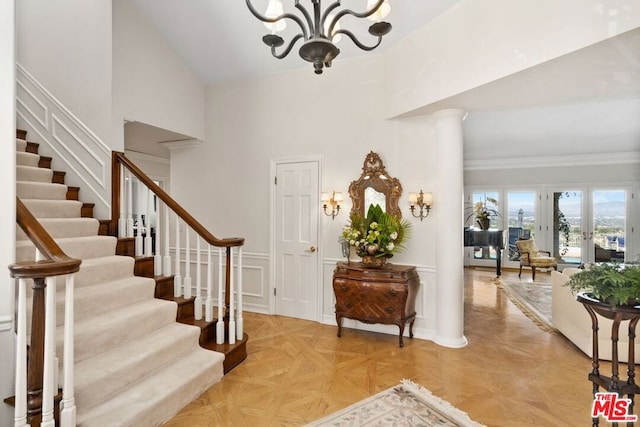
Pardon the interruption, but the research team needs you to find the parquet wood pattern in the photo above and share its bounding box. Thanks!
[164,268,628,426]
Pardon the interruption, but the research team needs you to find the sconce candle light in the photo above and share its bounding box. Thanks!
[322,191,343,219]
[408,190,433,221]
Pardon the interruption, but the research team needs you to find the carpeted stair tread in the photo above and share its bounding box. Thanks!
[26,275,156,332]
[73,322,205,412]
[21,199,82,218]
[23,256,136,293]
[16,137,27,152]
[16,217,99,240]
[17,165,53,183]
[66,298,178,363]
[67,255,135,288]
[16,151,40,167]
[17,181,68,200]
[76,347,223,427]
[16,235,117,262]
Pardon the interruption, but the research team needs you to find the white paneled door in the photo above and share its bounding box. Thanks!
[275,161,319,321]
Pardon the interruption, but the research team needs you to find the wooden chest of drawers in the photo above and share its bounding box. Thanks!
[332,261,420,347]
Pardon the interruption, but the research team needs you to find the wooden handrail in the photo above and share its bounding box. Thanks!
[111,152,244,248]
[9,198,81,278]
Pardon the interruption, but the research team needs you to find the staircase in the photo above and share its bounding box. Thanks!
[13,130,228,426]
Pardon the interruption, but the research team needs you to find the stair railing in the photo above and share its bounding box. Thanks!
[111,152,245,344]
[9,198,81,427]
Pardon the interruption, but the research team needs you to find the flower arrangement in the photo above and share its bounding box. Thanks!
[342,204,411,259]
[465,194,500,228]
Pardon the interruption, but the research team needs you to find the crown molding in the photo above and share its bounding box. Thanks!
[464,151,640,171]
[159,139,202,150]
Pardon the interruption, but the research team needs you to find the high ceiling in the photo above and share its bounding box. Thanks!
[128,0,463,85]
[126,1,640,161]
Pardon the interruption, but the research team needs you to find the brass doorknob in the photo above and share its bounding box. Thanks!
[306,246,317,253]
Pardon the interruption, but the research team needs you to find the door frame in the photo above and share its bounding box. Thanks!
[269,155,323,321]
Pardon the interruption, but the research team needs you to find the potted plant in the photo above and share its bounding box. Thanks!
[565,263,640,307]
[341,204,411,267]
[465,194,500,230]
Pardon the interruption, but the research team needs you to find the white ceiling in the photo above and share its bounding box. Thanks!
[128,0,463,84]
[126,1,640,162]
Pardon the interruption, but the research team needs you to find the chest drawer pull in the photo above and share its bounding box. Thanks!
[344,301,352,308]
[388,289,397,297]
[386,307,395,314]
[341,284,349,292]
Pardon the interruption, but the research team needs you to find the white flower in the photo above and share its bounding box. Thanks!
[349,239,356,245]
[386,243,395,251]
[390,232,398,240]
[370,222,378,230]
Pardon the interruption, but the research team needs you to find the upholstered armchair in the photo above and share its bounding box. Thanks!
[515,238,558,280]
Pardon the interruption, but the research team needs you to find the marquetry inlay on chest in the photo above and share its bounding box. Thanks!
[332,261,420,347]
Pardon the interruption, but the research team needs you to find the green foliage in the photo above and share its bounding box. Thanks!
[342,204,412,258]
[566,263,640,306]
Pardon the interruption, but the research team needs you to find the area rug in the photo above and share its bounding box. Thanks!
[306,379,485,427]
[498,279,556,333]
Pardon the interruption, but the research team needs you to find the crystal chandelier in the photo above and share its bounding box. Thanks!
[246,0,392,75]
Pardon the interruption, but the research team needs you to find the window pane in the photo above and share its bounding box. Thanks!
[507,191,536,261]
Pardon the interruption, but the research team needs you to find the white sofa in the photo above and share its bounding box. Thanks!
[552,268,640,363]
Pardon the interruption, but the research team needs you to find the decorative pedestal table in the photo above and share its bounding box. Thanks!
[578,293,640,426]
[332,262,420,347]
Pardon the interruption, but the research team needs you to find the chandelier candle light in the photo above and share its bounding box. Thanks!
[246,0,393,74]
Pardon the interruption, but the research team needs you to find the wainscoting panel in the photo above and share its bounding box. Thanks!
[172,249,270,315]
[16,64,111,218]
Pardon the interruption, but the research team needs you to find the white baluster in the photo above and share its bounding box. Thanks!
[118,163,126,237]
[216,247,224,344]
[41,277,56,427]
[236,247,243,341]
[174,217,182,297]
[163,204,171,277]
[228,248,236,345]
[126,171,134,238]
[60,275,76,427]
[184,228,192,299]
[14,279,28,427]
[194,236,202,320]
[154,196,162,276]
[144,187,153,256]
[205,244,213,322]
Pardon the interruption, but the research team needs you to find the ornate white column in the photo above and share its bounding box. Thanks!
[433,108,468,348]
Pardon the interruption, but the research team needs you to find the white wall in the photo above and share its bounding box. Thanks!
[0,1,16,424]
[170,54,441,335]
[384,0,640,118]
[112,0,206,152]
[16,0,112,142]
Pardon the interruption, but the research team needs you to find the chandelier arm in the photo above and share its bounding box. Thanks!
[245,0,309,40]
[319,1,342,37]
[294,1,314,38]
[270,34,305,59]
[334,29,382,51]
[327,0,384,36]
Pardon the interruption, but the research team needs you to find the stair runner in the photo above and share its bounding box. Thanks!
[15,136,224,426]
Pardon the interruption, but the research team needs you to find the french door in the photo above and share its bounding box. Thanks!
[549,187,630,267]
[466,186,633,270]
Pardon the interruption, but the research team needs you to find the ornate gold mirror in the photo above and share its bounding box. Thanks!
[348,151,402,218]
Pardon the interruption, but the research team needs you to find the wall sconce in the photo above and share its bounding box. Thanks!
[408,190,433,221]
[321,191,343,219]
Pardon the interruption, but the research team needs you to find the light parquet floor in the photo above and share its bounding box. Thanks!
[165,268,618,426]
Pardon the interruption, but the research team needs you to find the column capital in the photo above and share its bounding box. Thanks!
[432,108,467,121]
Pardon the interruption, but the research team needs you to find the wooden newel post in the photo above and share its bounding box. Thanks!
[28,277,46,421]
